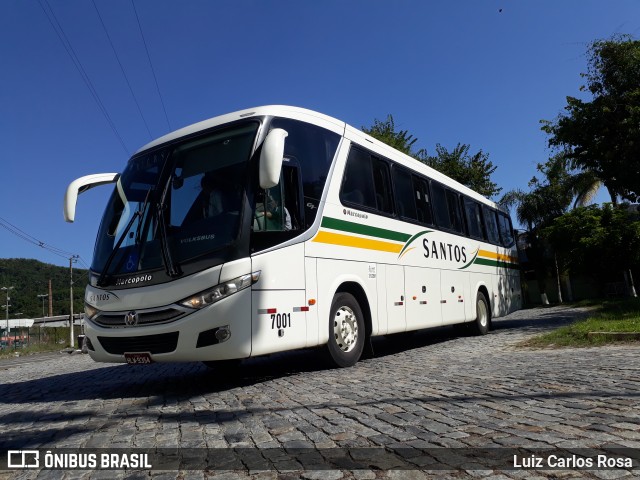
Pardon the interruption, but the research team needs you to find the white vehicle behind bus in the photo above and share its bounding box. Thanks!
[64,106,521,369]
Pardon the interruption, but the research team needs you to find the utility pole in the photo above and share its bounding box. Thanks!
[69,255,78,348]
[38,294,48,326]
[1,286,14,341]
[48,279,53,317]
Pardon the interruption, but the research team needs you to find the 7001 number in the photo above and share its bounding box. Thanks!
[271,313,291,329]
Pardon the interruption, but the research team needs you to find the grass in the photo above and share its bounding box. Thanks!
[0,341,68,359]
[0,327,76,359]
[521,298,640,348]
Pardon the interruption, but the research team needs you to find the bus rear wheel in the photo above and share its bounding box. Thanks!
[326,292,365,368]
[470,292,490,335]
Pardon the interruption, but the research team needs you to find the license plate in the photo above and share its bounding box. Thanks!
[124,352,153,365]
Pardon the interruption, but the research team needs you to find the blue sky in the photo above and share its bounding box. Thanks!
[1,0,639,268]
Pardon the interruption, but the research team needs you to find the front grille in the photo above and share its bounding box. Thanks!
[92,307,189,328]
[97,332,179,355]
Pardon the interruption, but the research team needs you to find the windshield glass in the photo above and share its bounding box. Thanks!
[92,122,258,278]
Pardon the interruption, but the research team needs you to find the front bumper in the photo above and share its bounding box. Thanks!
[84,288,252,363]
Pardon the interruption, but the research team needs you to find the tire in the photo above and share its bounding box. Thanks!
[470,291,490,335]
[326,292,365,368]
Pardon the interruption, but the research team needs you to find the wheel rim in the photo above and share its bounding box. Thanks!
[477,298,488,327]
[333,306,359,352]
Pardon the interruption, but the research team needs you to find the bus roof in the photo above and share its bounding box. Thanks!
[134,105,502,211]
[134,105,345,154]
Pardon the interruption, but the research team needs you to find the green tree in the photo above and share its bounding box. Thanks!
[543,205,640,295]
[541,35,640,203]
[362,117,502,198]
[499,155,592,303]
[500,155,578,230]
[421,144,501,199]
[362,115,418,156]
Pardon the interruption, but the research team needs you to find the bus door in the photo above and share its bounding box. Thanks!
[250,162,308,356]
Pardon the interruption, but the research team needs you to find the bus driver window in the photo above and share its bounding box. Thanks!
[254,186,291,231]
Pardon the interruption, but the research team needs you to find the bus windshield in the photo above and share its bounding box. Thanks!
[92,122,259,280]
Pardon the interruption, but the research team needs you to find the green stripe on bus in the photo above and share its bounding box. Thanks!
[458,249,480,270]
[474,258,520,269]
[398,229,433,257]
[321,217,411,243]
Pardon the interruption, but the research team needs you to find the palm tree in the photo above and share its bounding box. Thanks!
[499,155,599,304]
[500,186,561,305]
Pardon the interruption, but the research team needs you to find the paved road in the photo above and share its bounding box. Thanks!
[1,306,639,479]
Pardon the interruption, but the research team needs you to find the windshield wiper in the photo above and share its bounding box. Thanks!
[135,194,153,245]
[97,188,153,287]
[155,202,181,277]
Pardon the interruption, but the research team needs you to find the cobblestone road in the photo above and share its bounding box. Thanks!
[1,306,639,479]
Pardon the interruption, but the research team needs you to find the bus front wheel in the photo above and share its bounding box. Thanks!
[326,292,365,368]
[470,292,490,335]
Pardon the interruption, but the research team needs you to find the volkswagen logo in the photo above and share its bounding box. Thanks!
[124,311,139,327]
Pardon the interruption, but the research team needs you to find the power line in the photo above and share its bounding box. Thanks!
[0,216,78,261]
[38,0,130,155]
[92,0,153,140]
[0,217,93,277]
[131,0,172,132]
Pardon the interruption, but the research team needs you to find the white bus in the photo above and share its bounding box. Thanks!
[64,106,521,368]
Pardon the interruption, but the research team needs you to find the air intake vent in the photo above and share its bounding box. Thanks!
[97,332,179,355]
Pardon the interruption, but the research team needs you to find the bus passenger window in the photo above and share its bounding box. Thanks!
[464,198,485,240]
[413,176,433,225]
[431,183,450,229]
[446,190,464,234]
[393,168,417,220]
[340,148,376,209]
[498,212,515,247]
[483,206,501,245]
[372,158,393,214]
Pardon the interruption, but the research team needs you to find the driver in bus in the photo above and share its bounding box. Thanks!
[201,174,225,218]
[255,190,291,231]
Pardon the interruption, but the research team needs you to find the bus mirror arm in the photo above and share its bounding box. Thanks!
[259,128,288,189]
[64,173,120,223]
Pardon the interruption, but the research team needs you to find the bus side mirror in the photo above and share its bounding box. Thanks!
[64,173,119,223]
[259,128,288,189]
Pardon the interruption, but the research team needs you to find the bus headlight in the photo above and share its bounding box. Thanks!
[85,303,98,319]
[180,271,260,309]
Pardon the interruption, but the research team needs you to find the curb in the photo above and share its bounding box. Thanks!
[587,332,640,341]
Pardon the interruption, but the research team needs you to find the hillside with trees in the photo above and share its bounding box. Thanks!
[0,259,88,318]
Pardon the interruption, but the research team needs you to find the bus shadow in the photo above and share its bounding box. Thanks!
[0,308,589,407]
[0,308,615,450]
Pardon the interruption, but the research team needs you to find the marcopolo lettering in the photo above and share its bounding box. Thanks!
[115,274,153,286]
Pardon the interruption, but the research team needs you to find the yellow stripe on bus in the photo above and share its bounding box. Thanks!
[313,231,403,253]
[478,249,518,263]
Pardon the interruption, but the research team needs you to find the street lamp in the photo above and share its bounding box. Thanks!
[1,286,14,341]
[37,294,49,325]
